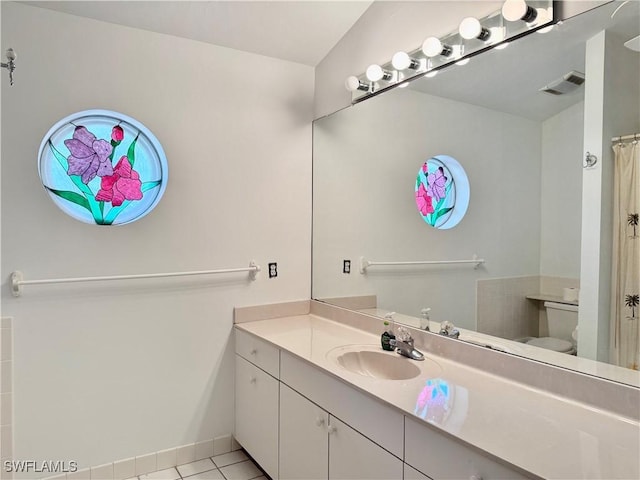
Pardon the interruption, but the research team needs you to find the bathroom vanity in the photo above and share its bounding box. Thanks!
[233,301,639,480]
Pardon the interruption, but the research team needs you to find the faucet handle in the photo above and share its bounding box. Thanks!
[439,321,460,338]
[397,326,413,344]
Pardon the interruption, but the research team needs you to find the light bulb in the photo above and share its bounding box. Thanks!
[366,64,394,82]
[5,48,16,61]
[392,52,410,70]
[459,17,490,41]
[366,64,384,81]
[422,37,453,58]
[502,0,537,22]
[344,76,369,92]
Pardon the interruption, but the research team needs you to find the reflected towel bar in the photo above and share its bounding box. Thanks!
[10,261,261,297]
[359,255,484,273]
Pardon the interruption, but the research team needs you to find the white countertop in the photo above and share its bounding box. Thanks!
[237,314,640,480]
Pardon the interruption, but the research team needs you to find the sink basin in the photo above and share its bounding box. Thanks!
[327,345,440,380]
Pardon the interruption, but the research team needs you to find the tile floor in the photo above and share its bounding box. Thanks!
[130,451,266,480]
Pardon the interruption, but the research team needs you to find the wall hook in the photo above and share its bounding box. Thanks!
[0,48,16,86]
[584,152,598,168]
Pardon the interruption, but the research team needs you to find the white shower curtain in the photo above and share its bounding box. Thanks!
[611,139,640,370]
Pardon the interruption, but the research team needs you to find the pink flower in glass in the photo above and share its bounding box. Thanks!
[111,125,124,143]
[416,183,434,216]
[64,126,114,184]
[96,156,143,207]
[426,167,447,202]
[422,162,428,174]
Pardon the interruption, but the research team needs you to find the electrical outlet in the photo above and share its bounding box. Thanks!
[343,260,351,274]
[268,262,278,278]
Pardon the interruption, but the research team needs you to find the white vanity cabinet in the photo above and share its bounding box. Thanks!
[235,327,532,480]
[234,331,280,479]
[279,382,402,480]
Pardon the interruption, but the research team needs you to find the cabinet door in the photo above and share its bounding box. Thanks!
[328,416,402,480]
[279,384,329,480]
[235,355,279,479]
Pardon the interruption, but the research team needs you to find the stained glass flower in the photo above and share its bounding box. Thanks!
[416,183,435,216]
[111,125,124,143]
[427,166,447,202]
[64,126,114,184]
[96,156,143,206]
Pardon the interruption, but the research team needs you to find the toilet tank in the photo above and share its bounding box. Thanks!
[544,301,578,342]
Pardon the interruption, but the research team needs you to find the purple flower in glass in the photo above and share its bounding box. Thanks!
[64,126,114,184]
[427,166,447,202]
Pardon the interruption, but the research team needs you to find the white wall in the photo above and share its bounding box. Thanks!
[540,101,584,278]
[1,2,312,472]
[313,88,541,330]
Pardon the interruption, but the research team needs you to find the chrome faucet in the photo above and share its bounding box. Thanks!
[439,321,460,339]
[391,326,425,361]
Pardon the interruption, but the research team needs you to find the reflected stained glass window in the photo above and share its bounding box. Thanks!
[414,378,451,423]
[415,155,469,229]
[38,110,168,225]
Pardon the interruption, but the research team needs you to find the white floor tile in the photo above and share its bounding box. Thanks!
[219,460,262,480]
[176,459,216,478]
[183,469,224,480]
[211,450,248,468]
[139,467,180,480]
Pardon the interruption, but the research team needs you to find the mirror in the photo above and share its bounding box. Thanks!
[312,2,640,386]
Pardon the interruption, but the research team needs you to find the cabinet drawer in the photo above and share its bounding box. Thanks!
[235,328,280,378]
[280,350,404,459]
[404,417,530,480]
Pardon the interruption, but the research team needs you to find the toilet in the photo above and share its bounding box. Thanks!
[522,301,578,355]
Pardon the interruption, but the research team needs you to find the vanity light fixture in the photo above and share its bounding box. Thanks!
[501,0,538,23]
[345,75,371,92]
[459,17,491,41]
[366,64,395,82]
[422,37,453,58]
[344,0,552,102]
[392,51,423,71]
[1,48,16,86]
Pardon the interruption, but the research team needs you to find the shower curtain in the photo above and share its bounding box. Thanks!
[611,139,640,370]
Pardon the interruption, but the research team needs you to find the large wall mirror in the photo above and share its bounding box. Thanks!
[313,2,640,386]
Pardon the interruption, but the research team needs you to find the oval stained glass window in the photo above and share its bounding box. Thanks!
[38,109,168,225]
[415,155,469,229]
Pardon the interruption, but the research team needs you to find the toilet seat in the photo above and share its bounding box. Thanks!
[526,336,575,353]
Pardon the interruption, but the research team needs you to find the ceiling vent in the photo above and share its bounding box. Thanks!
[540,71,585,96]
